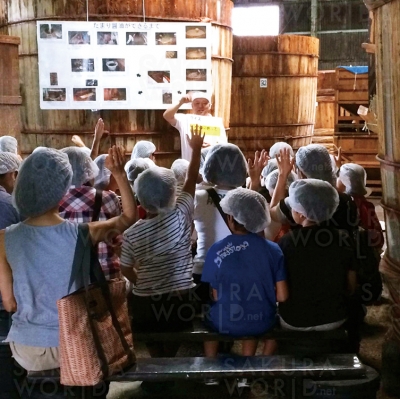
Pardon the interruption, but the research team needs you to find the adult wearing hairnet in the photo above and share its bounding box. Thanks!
[277,178,357,335]
[0,146,136,398]
[193,144,247,289]
[202,187,288,357]
[163,91,227,160]
[131,141,156,161]
[59,147,122,280]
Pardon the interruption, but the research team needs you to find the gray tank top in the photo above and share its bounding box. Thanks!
[5,220,79,347]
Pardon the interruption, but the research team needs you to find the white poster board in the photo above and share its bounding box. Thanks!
[37,21,212,110]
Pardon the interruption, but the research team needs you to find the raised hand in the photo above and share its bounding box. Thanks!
[105,146,126,177]
[187,124,205,153]
[248,149,269,182]
[276,148,294,178]
[94,118,105,140]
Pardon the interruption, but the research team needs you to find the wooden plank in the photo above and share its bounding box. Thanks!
[338,92,369,102]
[362,43,376,54]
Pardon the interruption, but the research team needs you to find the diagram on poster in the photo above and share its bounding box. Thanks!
[37,21,212,110]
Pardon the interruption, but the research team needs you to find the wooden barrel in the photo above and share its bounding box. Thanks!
[0,35,21,143]
[229,35,319,158]
[365,0,400,393]
[0,0,233,167]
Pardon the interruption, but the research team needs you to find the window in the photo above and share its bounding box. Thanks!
[232,6,280,36]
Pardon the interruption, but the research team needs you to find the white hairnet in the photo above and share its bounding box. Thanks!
[296,144,335,184]
[265,169,297,194]
[61,147,99,187]
[220,187,270,233]
[124,158,155,183]
[13,148,72,217]
[171,159,190,184]
[203,144,247,188]
[287,179,339,223]
[0,136,18,154]
[0,152,21,174]
[131,141,156,160]
[261,158,278,178]
[200,146,212,177]
[134,167,177,214]
[191,91,211,103]
[339,163,367,196]
[269,142,294,159]
[94,154,112,190]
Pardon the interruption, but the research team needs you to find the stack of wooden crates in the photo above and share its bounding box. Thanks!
[333,67,381,197]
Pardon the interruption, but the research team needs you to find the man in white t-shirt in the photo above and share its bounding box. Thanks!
[163,92,227,161]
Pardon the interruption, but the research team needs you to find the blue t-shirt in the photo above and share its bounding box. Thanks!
[201,233,286,337]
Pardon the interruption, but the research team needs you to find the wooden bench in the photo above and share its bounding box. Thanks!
[133,317,348,343]
[26,354,380,398]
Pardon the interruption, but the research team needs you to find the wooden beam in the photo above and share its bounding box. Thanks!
[362,43,376,54]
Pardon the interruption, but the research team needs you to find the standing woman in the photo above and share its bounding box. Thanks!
[0,146,136,398]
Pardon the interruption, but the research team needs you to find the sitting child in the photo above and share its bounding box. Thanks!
[120,128,204,360]
[201,188,288,357]
[278,179,357,332]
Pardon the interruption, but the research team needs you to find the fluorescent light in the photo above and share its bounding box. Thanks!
[232,6,280,36]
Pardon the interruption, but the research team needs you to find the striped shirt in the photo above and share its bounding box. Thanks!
[121,191,195,296]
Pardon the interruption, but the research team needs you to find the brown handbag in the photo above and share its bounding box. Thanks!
[57,223,136,386]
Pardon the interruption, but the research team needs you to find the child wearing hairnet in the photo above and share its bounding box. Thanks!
[277,179,357,346]
[201,188,288,360]
[337,163,383,249]
[120,127,204,363]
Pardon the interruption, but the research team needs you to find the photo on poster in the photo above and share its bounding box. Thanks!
[40,24,62,39]
[186,47,206,60]
[71,59,95,72]
[102,59,125,72]
[126,32,147,45]
[73,88,96,101]
[185,26,206,39]
[43,88,66,101]
[50,73,58,86]
[186,89,207,94]
[186,69,207,81]
[166,51,178,59]
[155,33,176,45]
[148,71,171,84]
[68,31,90,45]
[104,88,127,101]
[97,32,118,45]
[162,90,172,104]
[86,79,98,87]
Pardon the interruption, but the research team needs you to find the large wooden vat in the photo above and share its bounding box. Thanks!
[229,35,319,158]
[0,35,21,143]
[365,0,400,394]
[0,0,233,166]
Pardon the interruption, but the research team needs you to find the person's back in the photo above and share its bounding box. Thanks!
[278,224,355,328]
[204,232,284,336]
[5,220,78,348]
[276,179,357,331]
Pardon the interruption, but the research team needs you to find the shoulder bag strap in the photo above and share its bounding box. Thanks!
[206,188,233,234]
[92,189,103,222]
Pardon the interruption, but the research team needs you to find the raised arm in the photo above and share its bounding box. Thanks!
[90,118,105,160]
[182,125,205,198]
[270,148,294,208]
[0,231,17,312]
[88,146,137,244]
[163,95,191,125]
[248,149,269,192]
